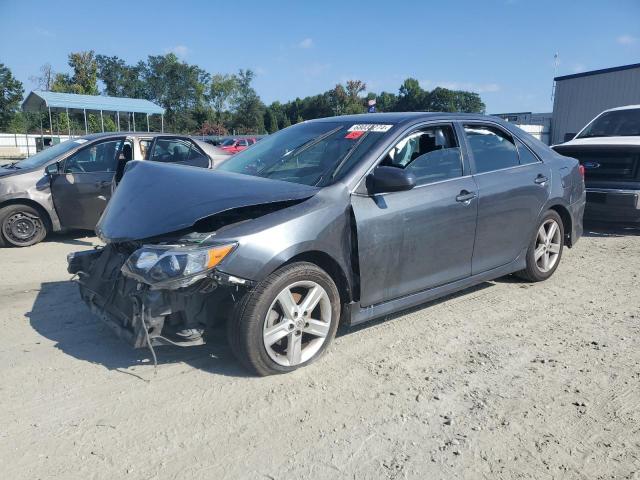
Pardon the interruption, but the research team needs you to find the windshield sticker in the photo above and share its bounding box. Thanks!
[345,131,365,139]
[347,124,393,133]
[74,139,88,144]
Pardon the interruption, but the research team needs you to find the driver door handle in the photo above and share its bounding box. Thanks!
[456,190,476,203]
[95,180,111,187]
[534,174,548,185]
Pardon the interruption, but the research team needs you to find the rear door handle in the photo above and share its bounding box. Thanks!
[534,174,548,185]
[456,190,476,203]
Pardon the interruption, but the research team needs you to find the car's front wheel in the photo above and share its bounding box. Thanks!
[517,209,564,282]
[228,262,340,376]
[0,204,49,247]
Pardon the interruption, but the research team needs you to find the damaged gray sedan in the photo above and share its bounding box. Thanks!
[68,113,585,375]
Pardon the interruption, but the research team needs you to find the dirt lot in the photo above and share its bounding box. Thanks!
[1,225,639,480]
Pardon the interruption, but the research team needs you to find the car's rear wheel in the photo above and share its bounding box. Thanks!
[0,204,48,247]
[228,262,340,376]
[517,210,564,282]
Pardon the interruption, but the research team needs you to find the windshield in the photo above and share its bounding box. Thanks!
[9,139,83,170]
[217,121,392,186]
[578,109,640,138]
[221,139,236,146]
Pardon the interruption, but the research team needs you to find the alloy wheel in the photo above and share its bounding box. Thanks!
[263,280,332,367]
[534,218,562,273]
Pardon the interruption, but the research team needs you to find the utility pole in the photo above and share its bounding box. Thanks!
[551,52,560,102]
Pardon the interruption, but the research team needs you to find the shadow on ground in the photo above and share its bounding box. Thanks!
[45,230,97,246]
[583,221,640,238]
[26,280,250,379]
[26,220,638,376]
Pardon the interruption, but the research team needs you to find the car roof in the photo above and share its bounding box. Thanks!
[308,112,496,126]
[78,132,183,141]
[600,104,640,113]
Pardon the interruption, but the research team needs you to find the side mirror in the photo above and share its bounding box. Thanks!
[366,166,416,194]
[45,162,60,175]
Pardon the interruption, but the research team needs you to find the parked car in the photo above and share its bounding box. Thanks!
[0,132,230,247]
[552,105,640,223]
[219,137,257,154]
[68,113,585,375]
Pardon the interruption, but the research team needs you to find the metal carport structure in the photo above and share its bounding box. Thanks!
[21,90,165,136]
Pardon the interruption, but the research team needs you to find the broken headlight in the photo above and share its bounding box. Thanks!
[121,243,236,289]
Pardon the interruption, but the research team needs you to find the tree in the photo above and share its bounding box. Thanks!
[345,80,366,100]
[424,87,485,113]
[209,73,237,122]
[0,63,24,131]
[328,84,348,116]
[264,108,279,133]
[142,53,210,132]
[396,78,425,111]
[231,69,265,133]
[51,73,73,93]
[96,55,147,98]
[49,51,99,95]
[196,121,228,136]
[68,51,98,94]
[376,91,398,112]
[30,63,54,91]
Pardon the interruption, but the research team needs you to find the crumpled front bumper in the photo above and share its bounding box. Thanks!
[68,246,244,349]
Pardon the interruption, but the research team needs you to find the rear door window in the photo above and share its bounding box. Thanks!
[150,138,195,164]
[463,124,519,173]
[139,139,153,159]
[515,138,540,165]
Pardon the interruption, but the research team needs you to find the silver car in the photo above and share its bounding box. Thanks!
[0,132,230,247]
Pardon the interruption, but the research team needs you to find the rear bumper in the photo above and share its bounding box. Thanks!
[584,188,640,223]
[568,194,585,246]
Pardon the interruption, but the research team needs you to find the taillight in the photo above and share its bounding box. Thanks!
[578,164,585,178]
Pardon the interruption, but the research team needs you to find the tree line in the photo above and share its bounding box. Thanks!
[0,51,486,135]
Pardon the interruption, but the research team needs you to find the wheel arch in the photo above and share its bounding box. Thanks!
[281,250,353,307]
[547,202,573,247]
[0,198,54,232]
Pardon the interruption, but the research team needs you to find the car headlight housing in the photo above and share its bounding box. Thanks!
[121,243,236,289]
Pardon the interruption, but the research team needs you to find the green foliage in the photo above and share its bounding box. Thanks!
[0,63,24,131]
[209,73,238,121]
[140,53,211,132]
[68,51,98,94]
[8,52,487,135]
[96,55,147,98]
[231,69,265,134]
[264,108,279,133]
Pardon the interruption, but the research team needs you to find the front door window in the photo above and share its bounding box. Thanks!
[64,140,123,173]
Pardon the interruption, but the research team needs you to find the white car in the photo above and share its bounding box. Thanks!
[552,105,640,223]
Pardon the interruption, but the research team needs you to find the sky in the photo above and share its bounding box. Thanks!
[1,0,639,114]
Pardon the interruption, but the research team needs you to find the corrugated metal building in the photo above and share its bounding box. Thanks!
[551,63,640,145]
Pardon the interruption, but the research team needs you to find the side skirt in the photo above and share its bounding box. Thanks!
[347,253,526,327]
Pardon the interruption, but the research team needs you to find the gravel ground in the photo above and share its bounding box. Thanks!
[0,225,639,480]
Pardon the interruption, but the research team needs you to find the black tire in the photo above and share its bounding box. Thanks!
[228,262,341,376]
[0,204,49,247]
[516,210,564,282]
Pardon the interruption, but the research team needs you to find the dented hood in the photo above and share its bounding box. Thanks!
[96,160,318,242]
